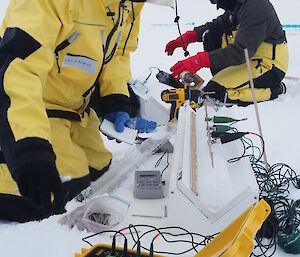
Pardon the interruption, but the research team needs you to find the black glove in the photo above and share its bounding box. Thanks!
[13,161,66,216]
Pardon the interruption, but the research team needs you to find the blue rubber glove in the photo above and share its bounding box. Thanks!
[125,118,157,133]
[104,112,131,133]
[104,112,157,143]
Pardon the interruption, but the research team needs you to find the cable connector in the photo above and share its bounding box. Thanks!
[124,238,128,257]
[149,242,154,257]
[206,116,247,124]
[220,132,249,144]
[111,235,116,255]
[213,125,233,132]
[136,241,141,257]
[211,131,227,139]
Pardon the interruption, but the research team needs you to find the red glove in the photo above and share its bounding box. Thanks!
[170,52,210,80]
[165,30,199,56]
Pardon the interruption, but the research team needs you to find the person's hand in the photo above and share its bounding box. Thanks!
[125,118,157,133]
[104,112,157,133]
[104,111,131,133]
[165,30,199,56]
[14,161,66,216]
[170,52,210,80]
[104,112,131,143]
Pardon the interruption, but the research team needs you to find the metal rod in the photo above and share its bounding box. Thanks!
[131,214,162,219]
[205,104,214,168]
[244,49,269,172]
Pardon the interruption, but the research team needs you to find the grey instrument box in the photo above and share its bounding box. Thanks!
[134,170,164,199]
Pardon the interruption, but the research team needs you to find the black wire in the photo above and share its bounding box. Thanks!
[222,128,299,257]
[128,224,141,249]
[131,225,201,252]
[249,150,300,257]
[81,127,299,257]
[249,133,265,163]
[161,152,169,177]
[82,230,127,247]
[127,224,217,255]
[174,0,189,57]
[227,138,247,163]
[154,151,170,178]
[155,152,167,167]
[227,133,264,163]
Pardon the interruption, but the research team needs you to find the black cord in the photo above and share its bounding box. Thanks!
[161,152,169,177]
[81,126,299,257]
[154,151,169,178]
[227,133,264,163]
[127,224,217,255]
[174,0,189,57]
[82,230,127,247]
[143,67,161,84]
[222,127,299,257]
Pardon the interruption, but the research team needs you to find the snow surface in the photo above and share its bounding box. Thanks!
[0,0,299,256]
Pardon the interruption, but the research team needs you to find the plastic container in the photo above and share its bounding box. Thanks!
[82,195,130,233]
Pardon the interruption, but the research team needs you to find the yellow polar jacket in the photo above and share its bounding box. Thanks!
[0,0,143,177]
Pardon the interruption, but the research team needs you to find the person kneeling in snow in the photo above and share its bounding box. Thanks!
[0,0,159,223]
[166,0,288,106]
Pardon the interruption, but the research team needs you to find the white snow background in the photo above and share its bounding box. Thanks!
[0,0,299,256]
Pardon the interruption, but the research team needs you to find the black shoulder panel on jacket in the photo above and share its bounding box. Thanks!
[0,27,41,60]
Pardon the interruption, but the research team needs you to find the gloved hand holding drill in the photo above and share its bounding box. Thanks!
[104,112,157,141]
[170,52,211,80]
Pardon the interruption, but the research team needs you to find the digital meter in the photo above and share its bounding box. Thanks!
[134,170,164,199]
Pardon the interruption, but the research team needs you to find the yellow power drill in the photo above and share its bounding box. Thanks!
[161,88,198,120]
[158,71,204,120]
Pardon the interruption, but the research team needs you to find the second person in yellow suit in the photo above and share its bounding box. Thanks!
[0,0,170,222]
[166,0,288,106]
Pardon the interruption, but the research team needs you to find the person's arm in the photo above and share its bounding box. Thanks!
[0,0,66,213]
[98,3,144,117]
[209,6,270,73]
[0,0,66,172]
[194,11,231,42]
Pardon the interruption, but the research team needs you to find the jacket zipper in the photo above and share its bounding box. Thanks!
[54,31,80,73]
[80,0,125,115]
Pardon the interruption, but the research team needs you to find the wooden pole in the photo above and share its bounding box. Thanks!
[190,111,198,196]
[244,49,269,172]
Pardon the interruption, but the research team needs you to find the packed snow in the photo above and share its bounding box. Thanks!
[0,0,299,257]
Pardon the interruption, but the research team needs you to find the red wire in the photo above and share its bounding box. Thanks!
[119,227,128,232]
[153,233,160,241]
